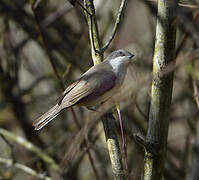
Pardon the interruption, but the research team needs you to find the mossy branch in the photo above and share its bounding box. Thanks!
[84,0,125,179]
[84,0,103,65]
[143,0,177,179]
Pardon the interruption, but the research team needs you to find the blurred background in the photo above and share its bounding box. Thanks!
[0,0,199,179]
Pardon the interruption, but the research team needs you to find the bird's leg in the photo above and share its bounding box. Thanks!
[86,99,109,112]
[86,106,97,111]
[86,103,104,112]
[116,104,128,174]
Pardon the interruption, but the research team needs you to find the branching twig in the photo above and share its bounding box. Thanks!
[0,157,52,180]
[84,0,126,179]
[84,0,103,65]
[101,0,127,52]
[84,0,127,54]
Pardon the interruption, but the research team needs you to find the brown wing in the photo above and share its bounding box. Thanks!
[58,62,117,107]
[57,80,79,105]
[59,77,99,107]
[56,63,102,105]
[76,71,117,105]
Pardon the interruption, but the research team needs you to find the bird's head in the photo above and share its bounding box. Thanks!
[106,49,135,66]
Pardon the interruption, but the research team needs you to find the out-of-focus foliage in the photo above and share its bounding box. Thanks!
[0,0,199,179]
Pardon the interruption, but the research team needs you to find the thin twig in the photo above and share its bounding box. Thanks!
[19,75,51,96]
[135,100,148,121]
[32,0,42,9]
[31,2,65,90]
[142,0,199,54]
[101,0,127,52]
[0,157,52,180]
[176,9,199,57]
[0,128,59,170]
[85,0,127,54]
[89,14,101,55]
[84,0,103,64]
[192,78,199,109]
[83,0,126,179]
[116,104,128,177]
[41,2,74,28]
[146,0,199,9]
[0,134,16,163]
[77,1,92,16]
[85,148,101,180]
[70,108,101,180]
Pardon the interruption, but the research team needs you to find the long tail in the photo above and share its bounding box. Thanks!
[33,104,62,130]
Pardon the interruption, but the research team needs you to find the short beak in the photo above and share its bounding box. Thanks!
[128,54,135,59]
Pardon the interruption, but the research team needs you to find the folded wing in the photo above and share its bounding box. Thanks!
[59,70,117,108]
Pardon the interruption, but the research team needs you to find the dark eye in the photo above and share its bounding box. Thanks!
[119,52,124,56]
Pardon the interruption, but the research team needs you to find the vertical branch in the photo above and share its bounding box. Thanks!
[84,0,125,179]
[143,0,177,180]
[102,113,125,180]
[84,0,103,64]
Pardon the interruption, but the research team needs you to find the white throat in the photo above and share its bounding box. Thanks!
[108,56,126,73]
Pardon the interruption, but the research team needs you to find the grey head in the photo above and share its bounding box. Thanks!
[106,49,134,61]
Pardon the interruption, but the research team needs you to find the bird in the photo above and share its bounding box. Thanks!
[33,49,135,130]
